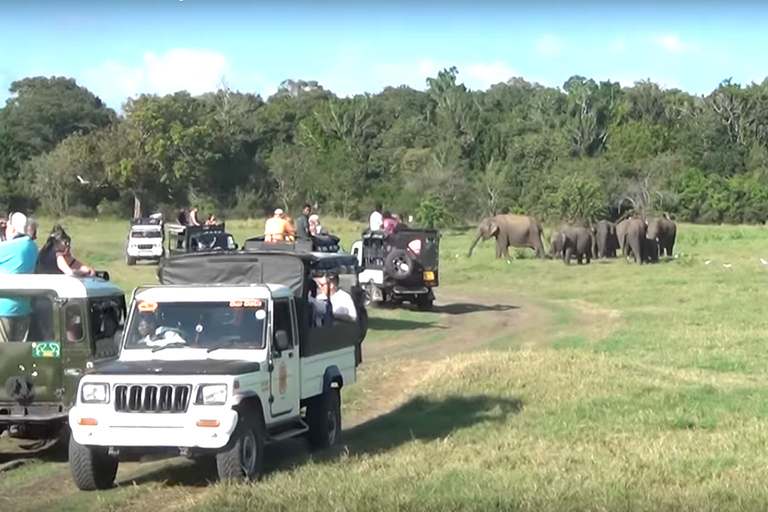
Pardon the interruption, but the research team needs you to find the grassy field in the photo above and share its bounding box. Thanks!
[4,216,768,511]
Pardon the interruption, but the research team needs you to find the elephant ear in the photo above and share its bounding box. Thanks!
[489,221,500,236]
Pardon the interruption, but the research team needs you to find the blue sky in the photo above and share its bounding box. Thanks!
[1,1,767,111]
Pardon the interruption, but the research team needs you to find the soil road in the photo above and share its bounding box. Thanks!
[0,287,544,512]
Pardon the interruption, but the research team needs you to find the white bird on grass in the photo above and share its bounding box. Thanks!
[76,175,90,185]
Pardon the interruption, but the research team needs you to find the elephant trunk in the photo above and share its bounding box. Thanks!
[467,230,484,257]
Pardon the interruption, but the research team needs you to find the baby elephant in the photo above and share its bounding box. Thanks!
[560,226,595,265]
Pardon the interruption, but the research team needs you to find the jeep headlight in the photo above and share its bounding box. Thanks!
[198,384,227,405]
[81,383,109,404]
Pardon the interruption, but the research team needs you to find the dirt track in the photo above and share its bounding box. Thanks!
[0,287,547,512]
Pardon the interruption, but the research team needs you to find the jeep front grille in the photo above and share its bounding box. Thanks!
[114,385,191,413]
[137,244,153,250]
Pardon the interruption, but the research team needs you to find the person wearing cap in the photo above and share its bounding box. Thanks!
[0,212,39,342]
[264,208,295,242]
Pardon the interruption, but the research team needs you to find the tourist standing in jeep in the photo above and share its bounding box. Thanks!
[0,212,38,342]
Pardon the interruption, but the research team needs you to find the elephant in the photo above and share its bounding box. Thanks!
[616,218,648,264]
[594,220,618,259]
[468,214,546,259]
[646,215,677,258]
[549,230,564,259]
[559,226,594,265]
[644,236,659,263]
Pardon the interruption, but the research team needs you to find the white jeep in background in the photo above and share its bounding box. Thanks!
[68,249,367,490]
[125,216,164,265]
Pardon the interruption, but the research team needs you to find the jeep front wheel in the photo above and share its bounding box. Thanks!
[307,388,341,450]
[68,433,118,491]
[216,412,265,482]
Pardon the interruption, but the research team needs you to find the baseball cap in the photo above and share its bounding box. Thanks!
[9,212,27,233]
[274,208,284,216]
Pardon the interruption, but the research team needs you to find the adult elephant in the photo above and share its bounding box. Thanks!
[559,226,594,265]
[468,214,546,259]
[616,218,647,264]
[647,214,677,258]
[594,220,618,259]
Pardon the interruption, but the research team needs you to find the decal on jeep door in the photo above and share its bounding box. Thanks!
[278,363,288,394]
[31,342,61,359]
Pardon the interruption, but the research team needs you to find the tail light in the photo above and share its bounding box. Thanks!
[407,239,422,254]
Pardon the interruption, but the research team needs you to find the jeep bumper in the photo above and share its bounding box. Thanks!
[69,406,238,450]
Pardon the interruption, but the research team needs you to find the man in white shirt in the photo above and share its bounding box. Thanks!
[369,203,383,231]
[315,273,358,322]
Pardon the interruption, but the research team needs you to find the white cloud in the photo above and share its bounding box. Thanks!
[652,34,700,54]
[81,48,232,109]
[612,37,627,54]
[536,35,564,58]
[465,62,516,90]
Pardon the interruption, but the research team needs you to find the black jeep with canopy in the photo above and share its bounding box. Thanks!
[156,249,367,364]
[354,227,441,311]
[166,223,238,256]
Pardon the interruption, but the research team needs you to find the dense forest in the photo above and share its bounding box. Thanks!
[1,67,768,227]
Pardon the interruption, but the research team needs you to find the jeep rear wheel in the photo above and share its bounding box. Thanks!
[307,388,341,450]
[216,412,265,482]
[416,294,434,311]
[68,433,118,491]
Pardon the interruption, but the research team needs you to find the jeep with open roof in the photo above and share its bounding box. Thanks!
[67,247,367,490]
[0,273,126,453]
[351,227,441,310]
[165,222,238,256]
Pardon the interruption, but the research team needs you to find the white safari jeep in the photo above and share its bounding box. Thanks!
[125,217,164,265]
[68,249,367,490]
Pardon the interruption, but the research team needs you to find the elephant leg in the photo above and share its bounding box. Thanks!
[494,236,503,258]
[585,250,591,264]
[564,247,573,265]
[631,238,643,264]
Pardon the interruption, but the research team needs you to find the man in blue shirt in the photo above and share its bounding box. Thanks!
[0,212,38,342]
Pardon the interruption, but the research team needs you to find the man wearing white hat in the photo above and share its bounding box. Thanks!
[0,211,38,342]
[264,208,294,242]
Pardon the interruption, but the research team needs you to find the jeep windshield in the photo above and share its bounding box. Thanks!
[124,300,267,351]
[131,230,162,238]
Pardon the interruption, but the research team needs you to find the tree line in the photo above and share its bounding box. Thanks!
[1,67,768,227]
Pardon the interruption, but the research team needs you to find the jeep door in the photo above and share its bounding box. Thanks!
[268,297,300,418]
[59,297,124,403]
[0,290,62,404]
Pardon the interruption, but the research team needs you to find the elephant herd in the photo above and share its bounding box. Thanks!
[467,213,677,265]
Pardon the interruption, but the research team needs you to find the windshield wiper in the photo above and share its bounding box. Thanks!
[207,340,238,353]
[151,342,188,353]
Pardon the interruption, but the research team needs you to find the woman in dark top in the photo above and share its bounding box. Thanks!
[36,226,95,276]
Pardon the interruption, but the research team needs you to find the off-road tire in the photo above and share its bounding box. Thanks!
[215,411,265,482]
[306,388,341,450]
[384,249,415,281]
[416,294,434,311]
[125,255,136,266]
[68,433,119,491]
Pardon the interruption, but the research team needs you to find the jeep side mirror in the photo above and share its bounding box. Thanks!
[274,330,290,352]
